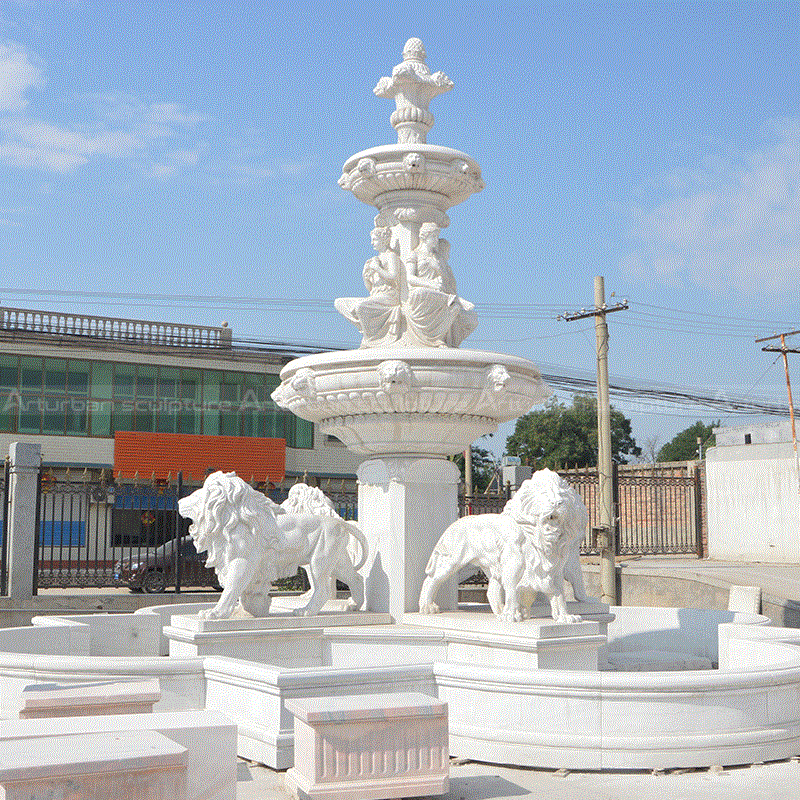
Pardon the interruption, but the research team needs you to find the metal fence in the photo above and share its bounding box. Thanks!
[34,470,186,590]
[10,462,701,593]
[459,464,702,558]
[560,463,702,556]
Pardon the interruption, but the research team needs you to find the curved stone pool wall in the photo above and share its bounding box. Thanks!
[0,605,797,770]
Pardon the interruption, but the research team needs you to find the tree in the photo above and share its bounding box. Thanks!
[657,421,717,462]
[450,445,497,493]
[642,435,661,465]
[505,394,641,469]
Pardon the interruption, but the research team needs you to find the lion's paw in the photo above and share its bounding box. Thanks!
[344,598,358,612]
[499,609,524,623]
[555,613,582,624]
[199,605,232,620]
[419,603,440,615]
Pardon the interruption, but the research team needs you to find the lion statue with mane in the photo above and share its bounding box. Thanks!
[178,472,368,620]
[418,468,590,623]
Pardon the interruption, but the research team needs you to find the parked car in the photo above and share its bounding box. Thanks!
[113,536,221,593]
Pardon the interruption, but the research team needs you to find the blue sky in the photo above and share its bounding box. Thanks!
[2,1,800,458]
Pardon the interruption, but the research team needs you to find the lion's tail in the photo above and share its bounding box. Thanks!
[345,521,369,572]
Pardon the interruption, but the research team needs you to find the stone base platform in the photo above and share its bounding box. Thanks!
[165,609,392,665]
[403,602,612,670]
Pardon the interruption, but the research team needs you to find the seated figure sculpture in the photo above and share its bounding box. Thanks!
[418,469,590,624]
[178,471,368,619]
[334,227,402,348]
[335,223,478,348]
[405,223,478,347]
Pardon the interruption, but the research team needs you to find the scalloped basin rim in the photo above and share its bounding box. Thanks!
[279,348,544,379]
[343,144,480,170]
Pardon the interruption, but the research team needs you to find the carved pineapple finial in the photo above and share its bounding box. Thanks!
[373,38,454,144]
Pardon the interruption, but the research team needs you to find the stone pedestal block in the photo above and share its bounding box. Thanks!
[358,457,460,619]
[285,692,448,800]
[166,608,391,664]
[0,730,187,800]
[19,679,161,718]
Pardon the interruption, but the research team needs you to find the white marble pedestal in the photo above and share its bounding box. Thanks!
[165,608,392,666]
[0,730,187,800]
[358,457,460,620]
[404,604,612,670]
[285,692,448,800]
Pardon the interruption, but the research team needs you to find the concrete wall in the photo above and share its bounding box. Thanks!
[706,441,800,562]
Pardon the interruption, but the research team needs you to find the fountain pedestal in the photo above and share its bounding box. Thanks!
[358,457,460,619]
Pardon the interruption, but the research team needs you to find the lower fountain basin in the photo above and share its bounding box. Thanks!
[2,605,796,772]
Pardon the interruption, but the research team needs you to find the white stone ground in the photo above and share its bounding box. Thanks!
[236,757,800,800]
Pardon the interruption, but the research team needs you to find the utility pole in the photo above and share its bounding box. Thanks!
[559,277,628,606]
[756,329,800,493]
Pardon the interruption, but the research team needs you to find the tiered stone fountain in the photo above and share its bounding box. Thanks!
[1,41,796,780]
[273,38,551,619]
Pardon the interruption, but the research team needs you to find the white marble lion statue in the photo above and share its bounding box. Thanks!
[418,468,590,624]
[178,471,368,619]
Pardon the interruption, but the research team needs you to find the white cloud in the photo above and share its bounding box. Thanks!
[0,42,205,175]
[0,41,41,111]
[620,118,800,295]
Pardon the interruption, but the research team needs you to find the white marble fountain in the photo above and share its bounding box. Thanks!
[1,41,800,784]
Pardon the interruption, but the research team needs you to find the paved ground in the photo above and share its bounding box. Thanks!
[30,557,800,600]
[236,756,800,800]
[614,556,800,603]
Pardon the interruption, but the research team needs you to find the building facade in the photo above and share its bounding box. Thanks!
[0,306,363,486]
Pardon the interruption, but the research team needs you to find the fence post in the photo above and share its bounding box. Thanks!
[693,462,704,558]
[7,442,41,604]
[0,458,8,596]
[612,461,620,556]
[175,472,183,594]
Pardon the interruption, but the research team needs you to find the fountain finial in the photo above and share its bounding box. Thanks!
[373,38,454,144]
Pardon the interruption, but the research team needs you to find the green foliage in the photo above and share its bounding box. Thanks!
[450,445,497,493]
[505,394,641,469]
[657,421,717,462]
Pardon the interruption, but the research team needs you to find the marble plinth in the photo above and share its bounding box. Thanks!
[165,610,392,665]
[404,605,611,670]
[359,456,460,619]
[0,730,187,800]
[285,692,448,800]
[19,679,161,718]
[0,710,237,800]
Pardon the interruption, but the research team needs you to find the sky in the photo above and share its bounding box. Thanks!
[1,1,800,460]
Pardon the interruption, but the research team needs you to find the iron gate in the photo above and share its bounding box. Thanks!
[562,464,702,556]
[458,465,703,558]
[34,470,188,591]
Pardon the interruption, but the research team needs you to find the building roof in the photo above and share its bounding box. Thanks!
[0,306,327,365]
